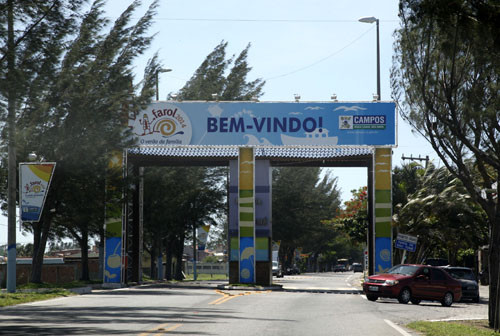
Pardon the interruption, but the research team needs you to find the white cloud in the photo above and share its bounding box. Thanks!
[334,105,367,112]
[233,108,256,119]
[208,104,223,117]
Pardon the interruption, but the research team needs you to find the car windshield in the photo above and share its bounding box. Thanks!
[447,269,476,280]
[385,265,419,276]
[272,261,278,267]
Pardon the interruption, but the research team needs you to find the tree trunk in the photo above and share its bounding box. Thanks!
[98,225,104,281]
[165,237,173,280]
[488,212,500,328]
[31,219,51,283]
[80,227,89,281]
[157,235,163,280]
[150,238,157,279]
[174,231,185,281]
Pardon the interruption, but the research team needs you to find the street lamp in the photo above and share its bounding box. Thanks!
[155,68,172,101]
[358,16,380,101]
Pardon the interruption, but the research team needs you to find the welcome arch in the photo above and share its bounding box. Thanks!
[104,101,396,286]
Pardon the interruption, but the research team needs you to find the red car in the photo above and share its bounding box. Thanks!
[363,264,462,306]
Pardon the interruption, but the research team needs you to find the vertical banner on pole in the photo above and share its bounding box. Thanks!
[19,163,56,222]
[104,151,123,284]
[239,147,255,283]
[197,225,210,251]
[374,148,392,273]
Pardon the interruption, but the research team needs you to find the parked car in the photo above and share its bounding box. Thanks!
[423,258,449,266]
[333,264,347,272]
[285,264,300,275]
[272,261,283,278]
[362,264,462,306]
[352,263,363,273]
[441,266,480,303]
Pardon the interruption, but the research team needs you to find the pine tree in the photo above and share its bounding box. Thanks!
[0,0,86,286]
[144,41,264,280]
[178,41,264,101]
[1,0,161,282]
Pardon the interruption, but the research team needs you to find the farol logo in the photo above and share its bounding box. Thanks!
[132,104,192,145]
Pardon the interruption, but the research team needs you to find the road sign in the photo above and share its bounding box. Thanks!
[395,233,417,253]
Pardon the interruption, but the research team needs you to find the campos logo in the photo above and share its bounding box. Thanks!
[339,115,386,130]
[134,104,192,145]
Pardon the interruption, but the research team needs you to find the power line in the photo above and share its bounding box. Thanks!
[154,18,356,23]
[106,16,397,23]
[264,25,375,81]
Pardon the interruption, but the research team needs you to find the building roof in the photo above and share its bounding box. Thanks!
[127,146,374,167]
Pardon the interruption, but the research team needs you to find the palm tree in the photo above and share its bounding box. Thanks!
[396,164,487,264]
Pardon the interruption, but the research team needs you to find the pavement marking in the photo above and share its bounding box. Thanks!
[384,319,413,336]
[152,323,182,335]
[139,323,183,336]
[209,289,269,305]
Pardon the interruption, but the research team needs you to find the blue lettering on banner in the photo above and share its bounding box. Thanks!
[207,117,323,133]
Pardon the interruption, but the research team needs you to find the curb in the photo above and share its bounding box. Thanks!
[68,286,92,295]
[137,281,363,294]
[217,284,283,291]
[283,288,363,294]
[0,286,93,295]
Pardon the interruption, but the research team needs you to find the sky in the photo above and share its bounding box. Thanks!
[1,0,442,246]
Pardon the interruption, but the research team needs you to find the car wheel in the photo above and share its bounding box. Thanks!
[366,294,378,302]
[441,292,454,307]
[398,288,411,304]
[473,296,480,303]
[410,299,421,305]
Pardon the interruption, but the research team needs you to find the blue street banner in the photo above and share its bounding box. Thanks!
[129,101,396,147]
[19,163,56,222]
[375,237,392,273]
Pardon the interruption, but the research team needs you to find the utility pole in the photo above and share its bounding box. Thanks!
[401,154,429,168]
[7,0,17,293]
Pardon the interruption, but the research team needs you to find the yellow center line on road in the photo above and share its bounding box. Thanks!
[209,289,271,305]
[152,323,182,335]
[138,323,183,336]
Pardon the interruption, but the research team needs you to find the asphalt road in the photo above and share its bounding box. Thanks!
[0,272,489,336]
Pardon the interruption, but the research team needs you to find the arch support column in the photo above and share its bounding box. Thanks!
[228,148,272,285]
[373,148,393,273]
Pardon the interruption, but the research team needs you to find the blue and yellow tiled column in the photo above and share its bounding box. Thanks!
[374,148,392,273]
[238,147,255,283]
[228,149,272,285]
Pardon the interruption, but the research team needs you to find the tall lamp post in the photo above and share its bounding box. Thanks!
[358,16,380,101]
[155,68,172,101]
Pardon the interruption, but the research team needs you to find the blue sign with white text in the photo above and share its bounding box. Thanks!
[396,239,417,252]
[130,101,396,147]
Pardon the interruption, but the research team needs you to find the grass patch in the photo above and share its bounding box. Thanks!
[18,280,101,289]
[0,289,74,307]
[182,274,228,281]
[407,320,496,336]
[0,280,100,307]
